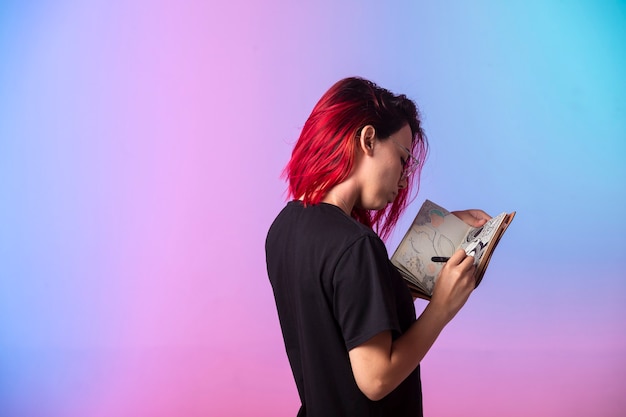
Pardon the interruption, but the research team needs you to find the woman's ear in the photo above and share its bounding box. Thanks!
[358,125,376,155]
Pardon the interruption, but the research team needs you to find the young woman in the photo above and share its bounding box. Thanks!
[265,77,490,416]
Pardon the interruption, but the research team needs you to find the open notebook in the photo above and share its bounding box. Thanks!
[391,200,515,300]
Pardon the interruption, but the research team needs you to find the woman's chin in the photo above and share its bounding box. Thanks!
[375,201,390,210]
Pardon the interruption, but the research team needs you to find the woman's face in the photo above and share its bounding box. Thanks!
[357,124,413,210]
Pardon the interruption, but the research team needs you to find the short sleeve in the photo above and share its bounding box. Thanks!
[332,234,401,351]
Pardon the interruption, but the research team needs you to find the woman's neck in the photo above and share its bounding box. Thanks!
[322,184,355,215]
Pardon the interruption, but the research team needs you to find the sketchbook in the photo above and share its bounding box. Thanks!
[391,200,515,300]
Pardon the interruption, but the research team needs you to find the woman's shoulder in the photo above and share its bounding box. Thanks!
[271,200,380,244]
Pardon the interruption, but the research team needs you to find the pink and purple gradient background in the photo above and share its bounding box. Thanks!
[1,1,625,416]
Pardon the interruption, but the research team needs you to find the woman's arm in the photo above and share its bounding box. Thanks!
[348,248,476,401]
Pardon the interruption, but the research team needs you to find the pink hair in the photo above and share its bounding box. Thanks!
[283,77,428,240]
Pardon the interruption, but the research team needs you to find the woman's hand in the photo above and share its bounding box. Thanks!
[429,248,477,322]
[451,209,491,227]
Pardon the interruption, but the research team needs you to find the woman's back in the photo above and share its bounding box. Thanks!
[266,201,422,417]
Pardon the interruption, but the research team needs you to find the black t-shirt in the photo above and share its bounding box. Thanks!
[265,201,422,417]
